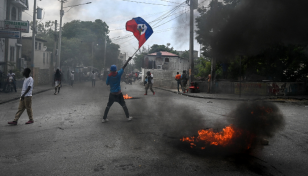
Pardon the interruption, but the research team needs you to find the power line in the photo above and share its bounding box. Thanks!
[159,0,182,4]
[153,10,188,28]
[120,0,184,6]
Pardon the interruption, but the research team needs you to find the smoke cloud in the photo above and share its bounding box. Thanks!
[206,0,308,57]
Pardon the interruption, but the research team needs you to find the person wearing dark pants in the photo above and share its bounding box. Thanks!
[8,68,34,125]
[175,72,182,92]
[144,71,155,95]
[181,70,188,93]
[102,57,133,123]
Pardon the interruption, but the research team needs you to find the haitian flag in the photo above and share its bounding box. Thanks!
[126,17,153,48]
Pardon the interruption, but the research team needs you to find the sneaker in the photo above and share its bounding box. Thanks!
[8,121,17,125]
[127,117,133,121]
[153,92,155,95]
[25,120,34,124]
[54,93,57,95]
[102,119,109,123]
[144,94,147,95]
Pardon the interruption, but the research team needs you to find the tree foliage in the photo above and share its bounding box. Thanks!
[32,19,121,70]
[195,0,308,81]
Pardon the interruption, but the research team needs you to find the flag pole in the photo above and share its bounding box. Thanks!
[131,48,140,58]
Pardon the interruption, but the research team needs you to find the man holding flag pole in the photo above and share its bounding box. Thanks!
[102,17,153,123]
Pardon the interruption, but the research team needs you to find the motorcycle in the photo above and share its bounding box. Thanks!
[4,76,14,93]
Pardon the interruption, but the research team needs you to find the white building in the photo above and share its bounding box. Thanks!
[0,0,29,73]
[143,51,189,71]
[22,37,53,85]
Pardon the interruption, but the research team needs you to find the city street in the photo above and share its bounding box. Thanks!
[0,81,307,176]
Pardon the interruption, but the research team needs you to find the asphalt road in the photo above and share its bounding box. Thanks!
[0,81,307,176]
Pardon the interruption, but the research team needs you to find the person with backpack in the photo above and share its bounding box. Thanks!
[181,70,188,93]
[102,57,133,123]
[144,71,155,95]
[175,72,182,92]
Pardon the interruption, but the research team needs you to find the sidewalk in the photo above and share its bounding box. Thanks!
[154,87,308,101]
[0,84,56,105]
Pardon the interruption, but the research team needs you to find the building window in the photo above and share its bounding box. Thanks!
[39,43,41,50]
[10,47,15,61]
[165,58,169,62]
[43,53,45,64]
[35,42,37,50]
[11,7,17,20]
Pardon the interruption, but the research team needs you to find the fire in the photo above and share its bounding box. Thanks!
[180,125,245,149]
[123,94,132,99]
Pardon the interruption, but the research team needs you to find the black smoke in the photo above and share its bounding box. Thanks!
[174,101,285,154]
[198,0,308,58]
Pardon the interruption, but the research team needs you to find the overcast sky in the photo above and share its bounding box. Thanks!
[22,0,210,57]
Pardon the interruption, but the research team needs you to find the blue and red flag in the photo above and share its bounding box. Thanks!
[126,17,153,48]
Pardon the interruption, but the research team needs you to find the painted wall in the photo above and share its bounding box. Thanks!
[141,68,185,89]
[145,56,189,71]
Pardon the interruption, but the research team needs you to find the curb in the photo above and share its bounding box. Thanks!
[154,87,306,102]
[0,87,56,105]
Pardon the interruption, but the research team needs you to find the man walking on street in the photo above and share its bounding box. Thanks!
[181,70,188,93]
[70,71,74,87]
[102,57,133,123]
[175,72,182,92]
[144,71,155,95]
[91,71,96,87]
[54,69,61,95]
[8,68,34,125]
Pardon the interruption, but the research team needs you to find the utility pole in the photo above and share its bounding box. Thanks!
[57,0,66,69]
[53,20,58,69]
[239,55,242,98]
[103,32,107,70]
[187,0,198,83]
[32,0,37,72]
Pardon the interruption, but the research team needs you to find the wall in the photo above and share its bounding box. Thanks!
[32,68,50,86]
[145,56,189,71]
[22,39,52,69]
[234,82,306,96]
[142,68,181,89]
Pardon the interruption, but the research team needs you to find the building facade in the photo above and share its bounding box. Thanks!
[22,37,53,86]
[0,0,29,74]
[143,51,189,71]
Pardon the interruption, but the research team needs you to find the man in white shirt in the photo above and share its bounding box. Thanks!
[8,68,34,125]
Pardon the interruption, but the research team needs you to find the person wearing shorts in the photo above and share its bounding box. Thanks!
[54,69,61,95]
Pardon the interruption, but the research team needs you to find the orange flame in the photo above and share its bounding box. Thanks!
[123,94,132,99]
[180,125,242,149]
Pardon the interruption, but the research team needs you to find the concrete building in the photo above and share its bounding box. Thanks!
[0,0,29,74]
[143,51,189,71]
[22,37,53,86]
